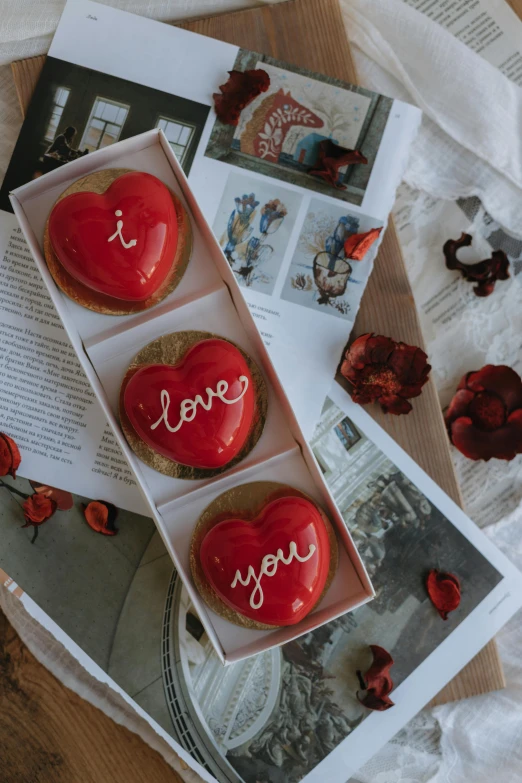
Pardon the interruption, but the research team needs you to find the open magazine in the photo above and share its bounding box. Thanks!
[0,0,420,508]
[1,383,521,783]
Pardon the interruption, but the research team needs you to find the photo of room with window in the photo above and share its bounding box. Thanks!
[0,56,210,212]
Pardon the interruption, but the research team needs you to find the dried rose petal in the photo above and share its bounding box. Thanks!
[445,365,522,461]
[83,500,118,536]
[340,333,431,415]
[443,232,509,297]
[426,569,461,620]
[213,69,270,126]
[0,432,21,478]
[344,227,383,261]
[29,481,74,510]
[22,494,57,526]
[309,139,368,189]
[357,644,395,711]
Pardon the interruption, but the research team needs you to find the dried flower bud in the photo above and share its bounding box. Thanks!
[445,365,522,461]
[341,333,431,415]
[344,227,383,261]
[83,500,119,536]
[309,139,368,189]
[22,494,57,526]
[426,569,461,620]
[0,432,21,478]
[443,232,509,297]
[356,645,395,711]
[213,69,270,126]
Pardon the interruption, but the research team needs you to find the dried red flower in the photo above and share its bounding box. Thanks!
[29,481,74,510]
[445,365,522,461]
[213,69,270,126]
[340,333,431,415]
[443,232,509,297]
[356,645,394,711]
[0,432,21,478]
[22,494,57,526]
[309,139,368,189]
[426,569,461,620]
[344,227,383,261]
[83,501,118,536]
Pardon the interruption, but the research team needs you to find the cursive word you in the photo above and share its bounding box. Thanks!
[231,541,316,609]
[108,209,137,249]
[150,376,249,434]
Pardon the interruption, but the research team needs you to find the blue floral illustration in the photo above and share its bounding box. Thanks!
[259,200,287,235]
[223,194,287,289]
[224,193,260,260]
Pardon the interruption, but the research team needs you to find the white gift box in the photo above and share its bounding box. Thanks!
[10,128,374,663]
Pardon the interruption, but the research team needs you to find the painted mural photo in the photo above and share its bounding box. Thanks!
[212,170,302,295]
[280,199,383,320]
[0,56,210,212]
[205,50,393,206]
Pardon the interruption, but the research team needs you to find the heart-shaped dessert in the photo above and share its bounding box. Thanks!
[199,495,332,626]
[123,338,256,469]
[48,171,178,302]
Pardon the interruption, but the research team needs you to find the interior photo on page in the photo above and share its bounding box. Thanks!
[1,380,521,783]
[0,0,421,441]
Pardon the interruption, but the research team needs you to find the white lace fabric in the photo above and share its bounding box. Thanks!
[2,1,522,782]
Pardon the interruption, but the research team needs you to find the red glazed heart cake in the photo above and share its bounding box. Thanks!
[191,482,338,629]
[119,332,267,478]
[45,169,192,314]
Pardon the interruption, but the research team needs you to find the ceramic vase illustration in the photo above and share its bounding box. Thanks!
[313,252,352,304]
[312,215,357,306]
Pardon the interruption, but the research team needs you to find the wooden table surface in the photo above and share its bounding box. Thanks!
[3,0,520,780]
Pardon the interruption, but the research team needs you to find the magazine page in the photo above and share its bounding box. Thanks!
[0,0,420,441]
[1,380,521,783]
[0,209,147,513]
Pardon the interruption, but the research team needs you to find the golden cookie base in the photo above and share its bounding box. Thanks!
[43,168,193,315]
[119,330,268,480]
[190,481,339,630]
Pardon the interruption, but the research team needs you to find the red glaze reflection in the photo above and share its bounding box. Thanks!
[200,496,331,626]
[124,339,255,469]
[48,171,178,302]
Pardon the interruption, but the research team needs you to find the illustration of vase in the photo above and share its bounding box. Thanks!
[312,214,357,306]
[313,251,352,304]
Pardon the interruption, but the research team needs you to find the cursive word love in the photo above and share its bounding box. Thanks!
[150,376,249,434]
[108,209,137,249]
[231,541,317,609]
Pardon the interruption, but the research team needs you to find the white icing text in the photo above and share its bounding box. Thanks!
[150,376,249,434]
[108,209,137,249]
[231,541,316,609]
